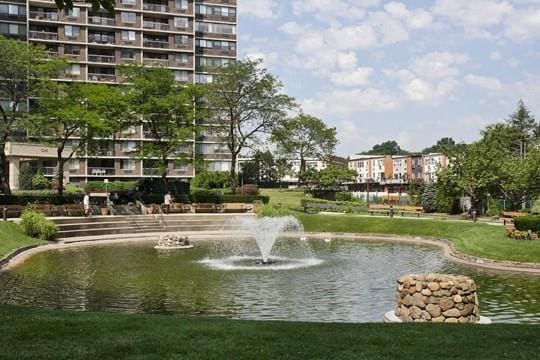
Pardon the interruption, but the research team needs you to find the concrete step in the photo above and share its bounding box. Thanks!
[51,213,250,225]
[55,224,239,239]
[55,218,237,231]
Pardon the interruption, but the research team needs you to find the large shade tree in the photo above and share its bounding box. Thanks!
[204,59,295,193]
[29,83,126,195]
[0,36,65,194]
[271,113,338,178]
[122,66,204,192]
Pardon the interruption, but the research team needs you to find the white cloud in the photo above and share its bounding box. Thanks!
[410,51,469,79]
[292,0,379,22]
[384,2,434,29]
[504,7,540,41]
[432,0,513,28]
[239,0,278,20]
[302,87,398,117]
[490,51,502,61]
[464,74,503,91]
[330,67,374,87]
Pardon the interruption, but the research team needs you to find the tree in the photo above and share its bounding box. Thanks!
[362,141,409,155]
[0,36,65,194]
[122,66,203,192]
[18,163,33,190]
[30,83,121,195]
[204,59,295,193]
[421,184,437,213]
[274,157,292,189]
[301,165,357,190]
[272,113,338,178]
[422,137,465,155]
[497,149,540,210]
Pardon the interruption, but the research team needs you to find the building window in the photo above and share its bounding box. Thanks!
[195,22,235,35]
[121,12,136,23]
[121,159,136,170]
[121,141,138,152]
[65,7,80,18]
[174,34,189,45]
[66,64,80,75]
[68,159,79,170]
[121,30,136,41]
[64,45,80,55]
[121,0,136,5]
[173,162,188,170]
[64,25,80,37]
[121,49,135,59]
[174,70,189,82]
[174,53,188,65]
[195,74,212,84]
[174,17,188,28]
[174,0,188,10]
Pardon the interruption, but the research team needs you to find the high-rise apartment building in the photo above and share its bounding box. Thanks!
[0,0,237,188]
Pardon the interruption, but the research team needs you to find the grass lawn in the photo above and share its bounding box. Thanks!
[297,214,540,264]
[261,188,306,210]
[0,221,43,259]
[0,305,538,360]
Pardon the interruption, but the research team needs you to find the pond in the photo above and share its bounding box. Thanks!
[0,239,538,323]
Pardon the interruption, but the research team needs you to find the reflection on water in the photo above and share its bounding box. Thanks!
[0,239,538,323]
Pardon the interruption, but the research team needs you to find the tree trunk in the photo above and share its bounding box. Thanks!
[0,149,11,195]
[161,157,168,193]
[57,156,65,197]
[230,152,237,194]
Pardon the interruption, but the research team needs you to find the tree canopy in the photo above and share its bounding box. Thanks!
[272,113,338,176]
[362,141,409,155]
[203,59,296,193]
[421,137,465,155]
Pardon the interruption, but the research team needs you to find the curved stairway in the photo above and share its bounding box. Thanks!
[52,213,253,242]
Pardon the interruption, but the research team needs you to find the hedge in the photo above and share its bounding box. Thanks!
[191,189,223,204]
[222,195,269,204]
[514,216,540,232]
[84,181,137,192]
[0,194,83,205]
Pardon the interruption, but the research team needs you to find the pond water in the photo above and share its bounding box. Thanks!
[0,239,538,323]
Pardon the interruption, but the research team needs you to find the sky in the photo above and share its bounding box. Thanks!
[237,0,540,156]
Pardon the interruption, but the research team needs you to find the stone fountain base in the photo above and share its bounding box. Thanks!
[383,310,492,324]
[154,234,192,250]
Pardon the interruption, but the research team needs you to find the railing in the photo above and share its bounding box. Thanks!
[143,21,169,31]
[143,40,168,48]
[88,16,115,26]
[88,54,115,63]
[88,73,116,82]
[143,58,168,67]
[33,167,56,176]
[143,3,168,12]
[47,51,58,57]
[29,31,58,40]
[88,35,115,44]
[143,168,161,176]
[88,167,115,176]
[29,11,59,21]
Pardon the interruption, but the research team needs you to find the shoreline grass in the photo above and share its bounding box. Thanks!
[0,221,43,259]
[0,305,539,359]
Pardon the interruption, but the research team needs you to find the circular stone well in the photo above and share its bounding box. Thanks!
[393,273,481,323]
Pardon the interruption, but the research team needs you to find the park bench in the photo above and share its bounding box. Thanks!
[368,205,423,217]
[62,204,85,217]
[2,204,24,218]
[32,204,58,217]
[501,211,528,226]
[193,203,221,213]
[168,203,192,213]
[223,203,248,213]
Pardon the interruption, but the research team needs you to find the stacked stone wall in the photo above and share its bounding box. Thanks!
[395,274,480,323]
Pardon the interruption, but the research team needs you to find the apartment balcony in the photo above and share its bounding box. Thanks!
[88,35,115,45]
[33,167,56,176]
[143,168,161,176]
[143,39,168,48]
[143,21,169,31]
[143,3,168,12]
[29,31,58,41]
[88,54,115,64]
[88,73,116,82]
[88,16,115,26]
[143,58,168,67]
[29,11,59,21]
[88,167,115,176]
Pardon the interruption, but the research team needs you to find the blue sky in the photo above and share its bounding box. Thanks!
[237,0,540,155]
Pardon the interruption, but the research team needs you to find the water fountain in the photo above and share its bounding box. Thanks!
[154,234,193,250]
[200,216,323,270]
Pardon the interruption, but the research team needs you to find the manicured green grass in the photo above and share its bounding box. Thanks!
[261,188,306,209]
[0,221,43,259]
[297,214,540,263]
[0,305,538,360]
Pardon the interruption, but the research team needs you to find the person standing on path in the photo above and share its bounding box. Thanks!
[163,192,172,214]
